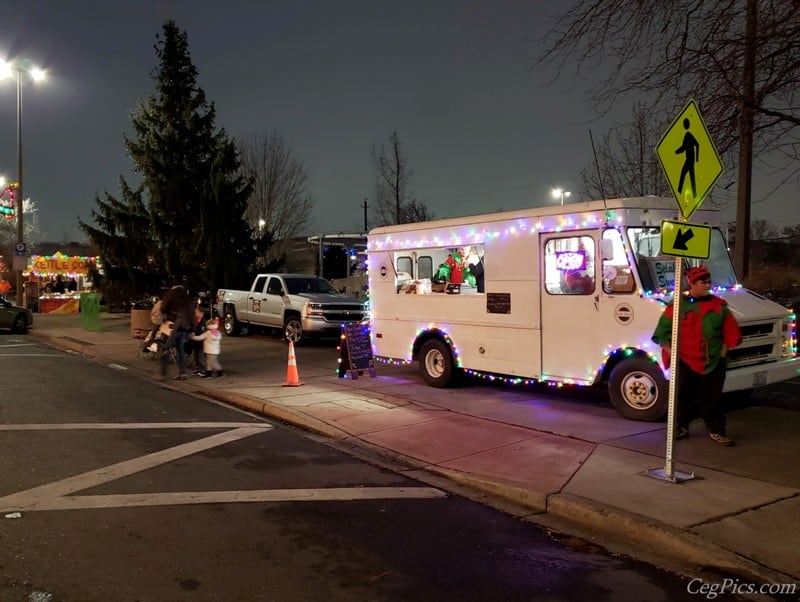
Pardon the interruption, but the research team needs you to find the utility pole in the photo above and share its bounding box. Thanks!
[362,198,369,232]
[734,0,757,281]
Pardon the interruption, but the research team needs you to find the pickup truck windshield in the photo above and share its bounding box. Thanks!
[627,226,737,292]
[284,277,339,295]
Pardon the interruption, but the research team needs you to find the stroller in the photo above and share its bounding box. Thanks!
[139,320,178,364]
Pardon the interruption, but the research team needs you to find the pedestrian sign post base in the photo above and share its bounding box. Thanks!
[644,467,699,484]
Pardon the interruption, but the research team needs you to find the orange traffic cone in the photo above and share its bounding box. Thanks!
[282,341,304,387]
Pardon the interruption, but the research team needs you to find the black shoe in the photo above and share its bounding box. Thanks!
[216,370,224,377]
[173,374,187,381]
[675,426,690,440]
[203,371,212,379]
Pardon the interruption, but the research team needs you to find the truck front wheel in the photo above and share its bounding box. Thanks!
[284,315,303,344]
[223,308,241,336]
[608,358,667,422]
[419,339,456,387]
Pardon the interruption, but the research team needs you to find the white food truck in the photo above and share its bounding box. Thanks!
[366,196,798,421]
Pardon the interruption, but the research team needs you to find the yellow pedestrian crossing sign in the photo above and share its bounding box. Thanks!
[656,99,723,220]
[660,220,711,259]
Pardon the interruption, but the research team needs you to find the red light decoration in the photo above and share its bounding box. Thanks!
[0,183,16,220]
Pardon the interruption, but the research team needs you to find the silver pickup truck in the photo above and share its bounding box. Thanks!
[214,273,365,344]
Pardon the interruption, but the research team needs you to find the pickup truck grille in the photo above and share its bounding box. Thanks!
[322,304,365,323]
[728,320,778,366]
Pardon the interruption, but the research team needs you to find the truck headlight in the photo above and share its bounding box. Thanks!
[302,302,324,318]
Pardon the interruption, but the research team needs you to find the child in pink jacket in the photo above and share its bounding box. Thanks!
[190,318,223,378]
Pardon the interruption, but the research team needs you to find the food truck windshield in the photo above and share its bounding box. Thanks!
[627,226,736,292]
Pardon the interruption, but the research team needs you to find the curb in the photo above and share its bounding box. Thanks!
[545,493,797,586]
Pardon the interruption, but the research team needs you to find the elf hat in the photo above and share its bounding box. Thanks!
[686,265,711,284]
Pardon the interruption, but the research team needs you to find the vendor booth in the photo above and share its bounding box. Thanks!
[25,251,101,313]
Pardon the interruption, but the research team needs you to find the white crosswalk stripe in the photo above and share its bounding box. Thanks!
[0,422,444,513]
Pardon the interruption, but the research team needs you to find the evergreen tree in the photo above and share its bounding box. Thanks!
[125,20,220,284]
[78,179,160,307]
[201,141,271,293]
[80,20,266,300]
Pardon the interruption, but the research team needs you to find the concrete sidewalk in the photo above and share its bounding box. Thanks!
[23,313,800,591]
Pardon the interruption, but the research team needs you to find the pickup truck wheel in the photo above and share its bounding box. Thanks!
[608,358,667,422]
[284,316,303,344]
[419,339,455,387]
[223,308,241,336]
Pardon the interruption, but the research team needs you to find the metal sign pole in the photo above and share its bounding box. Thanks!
[649,97,721,483]
[646,249,698,483]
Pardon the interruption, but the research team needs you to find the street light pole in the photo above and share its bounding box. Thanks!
[1,59,45,307]
[15,69,23,307]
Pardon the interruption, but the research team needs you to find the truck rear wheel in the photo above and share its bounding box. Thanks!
[419,339,455,387]
[284,315,303,344]
[223,308,241,336]
[608,358,667,422]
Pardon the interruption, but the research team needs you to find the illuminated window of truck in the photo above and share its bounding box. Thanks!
[544,236,596,295]
[394,245,485,294]
[601,229,636,294]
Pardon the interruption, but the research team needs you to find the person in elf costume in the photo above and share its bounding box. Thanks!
[435,247,477,287]
[651,265,742,446]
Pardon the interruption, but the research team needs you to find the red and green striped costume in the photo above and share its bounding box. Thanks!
[651,294,742,374]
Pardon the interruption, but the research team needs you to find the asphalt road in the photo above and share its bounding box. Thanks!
[0,334,758,602]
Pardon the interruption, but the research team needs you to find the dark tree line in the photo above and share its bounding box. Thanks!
[79,21,270,307]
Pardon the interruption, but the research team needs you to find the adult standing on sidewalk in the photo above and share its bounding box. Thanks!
[651,264,742,446]
[158,283,194,380]
[188,306,207,376]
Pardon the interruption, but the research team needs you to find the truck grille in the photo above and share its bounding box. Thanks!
[322,304,365,323]
[728,320,777,366]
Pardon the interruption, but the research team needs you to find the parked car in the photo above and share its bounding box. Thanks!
[0,295,33,333]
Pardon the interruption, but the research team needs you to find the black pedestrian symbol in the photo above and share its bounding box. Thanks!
[676,118,699,198]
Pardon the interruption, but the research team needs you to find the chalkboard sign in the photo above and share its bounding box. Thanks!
[486,292,511,314]
[338,322,377,379]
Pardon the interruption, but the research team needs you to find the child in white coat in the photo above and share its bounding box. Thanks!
[190,318,223,378]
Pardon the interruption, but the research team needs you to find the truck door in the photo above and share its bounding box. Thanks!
[540,231,601,384]
[243,275,269,325]
[260,276,286,328]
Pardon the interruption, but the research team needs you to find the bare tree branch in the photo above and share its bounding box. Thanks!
[238,131,313,265]
[371,131,434,225]
[537,0,800,277]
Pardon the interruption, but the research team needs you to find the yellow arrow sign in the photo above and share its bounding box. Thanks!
[660,220,712,259]
[656,100,723,220]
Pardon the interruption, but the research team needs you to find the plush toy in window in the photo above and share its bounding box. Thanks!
[436,247,477,287]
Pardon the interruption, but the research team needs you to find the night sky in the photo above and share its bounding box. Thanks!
[0,0,795,244]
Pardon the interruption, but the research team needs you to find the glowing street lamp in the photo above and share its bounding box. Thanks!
[0,59,46,306]
[551,187,571,206]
